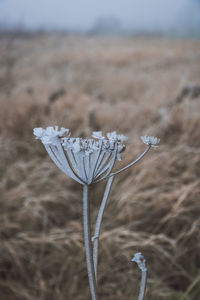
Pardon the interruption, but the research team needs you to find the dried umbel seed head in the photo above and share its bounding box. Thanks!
[33,126,71,144]
[62,132,126,158]
[141,135,160,148]
[33,127,127,185]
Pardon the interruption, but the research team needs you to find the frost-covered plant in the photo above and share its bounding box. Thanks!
[132,253,147,300]
[33,126,160,300]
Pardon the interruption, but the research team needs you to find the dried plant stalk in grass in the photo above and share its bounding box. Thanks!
[33,126,159,300]
[132,253,147,300]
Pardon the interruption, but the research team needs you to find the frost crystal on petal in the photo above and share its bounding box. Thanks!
[33,126,71,145]
[107,131,118,141]
[107,131,127,143]
[117,134,127,142]
[33,127,44,139]
[92,131,104,140]
[73,138,81,153]
[141,135,160,148]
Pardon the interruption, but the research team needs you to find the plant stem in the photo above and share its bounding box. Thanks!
[132,253,147,300]
[92,176,114,282]
[95,145,151,183]
[83,184,98,300]
[109,145,151,178]
[138,269,147,300]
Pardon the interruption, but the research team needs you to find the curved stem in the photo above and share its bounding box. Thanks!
[88,141,103,184]
[45,143,84,184]
[95,145,151,183]
[92,176,114,282]
[83,184,98,300]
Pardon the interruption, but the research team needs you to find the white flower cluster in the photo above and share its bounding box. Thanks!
[33,127,127,184]
[33,126,70,145]
[62,131,127,160]
[33,127,158,185]
[34,127,127,161]
[140,135,160,148]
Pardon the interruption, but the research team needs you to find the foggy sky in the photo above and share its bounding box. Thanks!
[0,0,199,34]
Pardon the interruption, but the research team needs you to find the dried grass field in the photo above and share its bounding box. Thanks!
[0,34,200,300]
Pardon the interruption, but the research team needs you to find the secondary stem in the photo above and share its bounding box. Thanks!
[83,184,98,300]
[92,175,114,282]
[95,145,151,183]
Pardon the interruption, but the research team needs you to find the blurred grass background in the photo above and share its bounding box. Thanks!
[0,33,200,299]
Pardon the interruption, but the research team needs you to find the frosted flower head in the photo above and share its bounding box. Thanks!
[33,126,127,185]
[34,126,70,145]
[141,135,160,148]
[106,131,127,142]
[92,131,105,140]
[131,252,147,272]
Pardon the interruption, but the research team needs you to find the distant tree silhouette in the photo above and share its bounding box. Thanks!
[90,16,122,34]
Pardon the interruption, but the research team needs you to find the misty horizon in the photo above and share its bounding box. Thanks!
[0,0,200,37]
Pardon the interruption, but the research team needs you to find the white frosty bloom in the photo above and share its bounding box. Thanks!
[117,134,127,142]
[33,127,44,139]
[73,138,81,153]
[33,126,70,145]
[107,131,118,141]
[141,135,160,148]
[107,131,127,142]
[92,131,104,140]
[33,127,127,185]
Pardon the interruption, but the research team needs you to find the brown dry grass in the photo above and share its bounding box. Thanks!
[0,34,200,300]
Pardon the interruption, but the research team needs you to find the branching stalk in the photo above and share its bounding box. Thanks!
[83,184,98,300]
[34,127,160,300]
[95,145,151,183]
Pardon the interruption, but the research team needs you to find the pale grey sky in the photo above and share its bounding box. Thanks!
[0,0,199,33]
